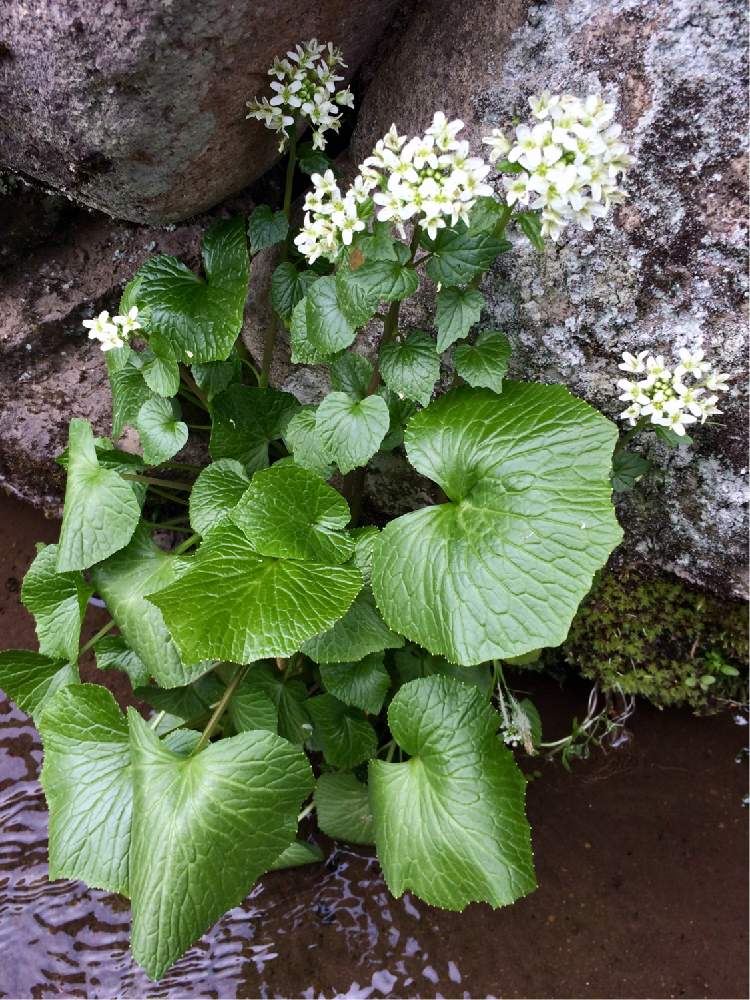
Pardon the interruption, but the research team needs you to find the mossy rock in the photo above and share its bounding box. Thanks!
[563,566,748,711]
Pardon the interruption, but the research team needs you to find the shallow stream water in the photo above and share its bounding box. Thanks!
[0,495,747,998]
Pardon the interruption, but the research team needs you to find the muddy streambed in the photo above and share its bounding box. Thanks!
[0,493,747,999]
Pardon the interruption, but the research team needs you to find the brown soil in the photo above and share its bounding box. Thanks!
[0,492,747,999]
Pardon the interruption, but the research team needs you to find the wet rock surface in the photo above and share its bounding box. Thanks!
[0,0,398,223]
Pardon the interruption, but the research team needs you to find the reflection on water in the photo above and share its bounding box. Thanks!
[0,697,470,999]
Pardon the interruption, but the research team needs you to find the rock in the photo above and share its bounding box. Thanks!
[347,0,749,599]
[0,0,399,223]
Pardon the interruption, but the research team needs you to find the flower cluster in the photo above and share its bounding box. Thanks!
[82,307,141,352]
[245,39,353,153]
[483,93,632,240]
[294,113,494,263]
[616,348,729,436]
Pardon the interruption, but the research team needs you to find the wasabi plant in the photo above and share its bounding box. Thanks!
[0,41,724,981]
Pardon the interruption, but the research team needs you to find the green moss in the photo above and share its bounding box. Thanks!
[563,566,748,710]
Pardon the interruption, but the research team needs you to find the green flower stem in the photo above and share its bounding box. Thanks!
[158,461,204,472]
[297,800,315,823]
[193,665,249,754]
[123,474,194,492]
[177,387,206,410]
[78,619,116,658]
[146,486,190,506]
[179,366,209,409]
[614,416,650,454]
[260,123,298,389]
[172,532,201,555]
[187,423,212,431]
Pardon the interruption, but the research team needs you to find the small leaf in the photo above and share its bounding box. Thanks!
[283,407,335,479]
[268,840,324,870]
[135,673,224,724]
[653,424,693,448]
[134,217,249,363]
[338,258,418,304]
[611,449,651,493]
[380,389,418,451]
[92,525,210,688]
[127,708,313,981]
[39,684,132,895]
[320,651,391,714]
[453,330,512,393]
[301,587,403,663]
[147,521,363,665]
[380,332,440,406]
[136,397,188,466]
[209,384,300,472]
[227,679,278,736]
[369,675,536,909]
[0,650,79,720]
[469,197,507,233]
[355,222,405,262]
[297,142,332,177]
[191,353,243,401]
[21,543,93,662]
[306,694,377,769]
[189,459,250,537]
[316,392,390,474]
[424,225,508,285]
[335,266,379,328]
[315,772,374,845]
[515,211,545,251]
[435,286,484,352]
[371,385,622,665]
[232,464,354,565]
[141,349,180,397]
[236,663,311,744]
[290,276,356,363]
[95,635,151,689]
[330,353,374,400]
[393,645,490,694]
[56,419,141,572]
[108,350,155,440]
[271,262,319,326]
[248,205,289,254]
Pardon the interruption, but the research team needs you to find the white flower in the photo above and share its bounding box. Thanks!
[246,39,352,152]
[114,305,142,337]
[82,310,125,352]
[489,93,631,241]
[618,350,648,374]
[482,129,511,163]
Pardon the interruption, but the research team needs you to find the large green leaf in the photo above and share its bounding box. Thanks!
[305,694,377,769]
[248,205,288,255]
[209,384,300,473]
[283,407,335,479]
[189,459,250,537]
[271,262,319,326]
[301,587,403,663]
[56,419,141,572]
[371,384,622,664]
[21,544,93,662]
[128,709,313,981]
[92,526,209,688]
[316,392,390,474]
[135,217,249,363]
[369,675,536,909]
[147,521,362,665]
[453,330,512,393]
[315,772,374,845]
[136,397,188,466]
[379,332,440,406]
[319,652,391,715]
[39,684,132,895]
[95,635,151,689]
[434,286,484,352]
[231,464,354,565]
[290,276,356,363]
[0,650,79,720]
[424,225,508,286]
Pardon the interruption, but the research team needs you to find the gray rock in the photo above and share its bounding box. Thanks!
[347,0,750,598]
[0,0,399,223]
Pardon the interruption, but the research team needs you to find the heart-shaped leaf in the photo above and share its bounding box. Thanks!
[283,407,335,479]
[21,543,93,662]
[233,663,312,744]
[189,459,250,537]
[39,684,132,895]
[316,392,390,474]
[190,352,243,401]
[147,521,362,665]
[338,257,419,304]
[136,397,188,466]
[379,332,440,406]
[424,224,508,285]
[453,330,512,393]
[320,651,391,715]
[135,217,249,363]
[369,675,536,909]
[290,276,356,363]
[248,205,289,254]
[56,419,141,572]
[209,384,300,473]
[315,772,374,845]
[330,353,374,400]
[128,709,313,980]
[108,350,155,440]
[371,384,622,664]
[435,286,484,351]
[301,587,403,664]
[271,262,319,325]
[141,349,180,397]
[0,650,79,721]
[305,694,377,769]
